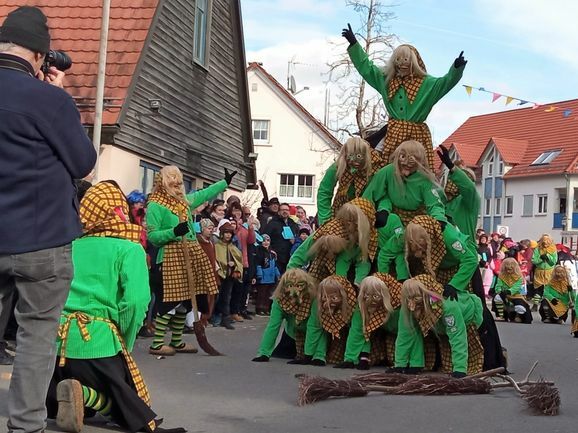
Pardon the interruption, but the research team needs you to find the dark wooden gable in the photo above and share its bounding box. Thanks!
[114,0,254,190]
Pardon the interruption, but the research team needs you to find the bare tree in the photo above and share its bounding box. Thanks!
[327,0,398,140]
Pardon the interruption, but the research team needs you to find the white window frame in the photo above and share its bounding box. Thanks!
[193,0,212,68]
[484,198,491,216]
[537,194,548,215]
[495,197,501,216]
[505,196,513,216]
[487,158,493,176]
[252,119,270,143]
[279,174,315,202]
[498,160,504,175]
[522,194,533,217]
[531,150,561,166]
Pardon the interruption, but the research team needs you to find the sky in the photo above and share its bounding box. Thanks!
[241,0,578,145]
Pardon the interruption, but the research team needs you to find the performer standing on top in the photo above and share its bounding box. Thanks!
[342,23,466,168]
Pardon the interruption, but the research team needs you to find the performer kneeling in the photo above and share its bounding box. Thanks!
[46,181,185,433]
[395,276,483,378]
[540,265,574,324]
[493,258,532,324]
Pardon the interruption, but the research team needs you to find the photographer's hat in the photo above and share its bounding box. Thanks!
[0,6,50,54]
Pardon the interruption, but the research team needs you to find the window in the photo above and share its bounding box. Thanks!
[495,198,501,215]
[484,198,491,216]
[488,156,494,176]
[484,178,492,199]
[498,160,504,175]
[193,0,211,67]
[494,177,503,198]
[537,194,548,214]
[531,150,561,166]
[505,196,513,216]
[279,174,314,200]
[139,161,161,194]
[522,194,533,216]
[251,83,258,92]
[252,120,270,142]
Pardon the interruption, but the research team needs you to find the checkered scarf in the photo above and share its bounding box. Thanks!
[548,277,569,295]
[409,215,446,275]
[80,182,142,243]
[499,274,522,288]
[332,150,386,215]
[412,274,444,336]
[444,179,459,202]
[277,293,313,325]
[309,218,348,281]
[318,275,357,338]
[386,45,427,103]
[362,273,402,340]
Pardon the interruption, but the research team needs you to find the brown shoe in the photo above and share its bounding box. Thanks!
[231,314,244,322]
[172,342,198,353]
[56,379,84,433]
[149,345,176,356]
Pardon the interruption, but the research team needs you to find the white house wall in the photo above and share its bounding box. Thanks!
[502,176,566,240]
[247,70,337,216]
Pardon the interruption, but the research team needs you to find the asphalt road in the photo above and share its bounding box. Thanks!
[1,311,576,433]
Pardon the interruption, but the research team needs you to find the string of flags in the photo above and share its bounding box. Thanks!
[462,85,574,118]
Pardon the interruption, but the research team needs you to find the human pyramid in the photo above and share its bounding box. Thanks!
[251,24,507,377]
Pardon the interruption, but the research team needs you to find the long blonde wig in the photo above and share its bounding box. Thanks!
[392,140,439,191]
[499,258,522,280]
[383,45,427,85]
[336,203,371,260]
[152,165,187,202]
[336,136,372,181]
[400,279,440,329]
[358,276,393,330]
[404,222,435,278]
[272,268,316,300]
[317,276,353,321]
[551,265,569,282]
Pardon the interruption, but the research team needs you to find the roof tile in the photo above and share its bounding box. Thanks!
[0,0,159,124]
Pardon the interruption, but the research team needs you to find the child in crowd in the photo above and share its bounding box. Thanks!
[290,227,311,256]
[255,234,281,316]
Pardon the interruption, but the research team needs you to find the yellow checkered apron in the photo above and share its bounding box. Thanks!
[58,312,151,406]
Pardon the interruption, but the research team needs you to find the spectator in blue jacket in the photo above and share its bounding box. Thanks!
[255,235,281,316]
[290,227,311,256]
[0,6,96,433]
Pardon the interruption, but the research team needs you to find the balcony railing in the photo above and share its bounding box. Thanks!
[553,213,578,229]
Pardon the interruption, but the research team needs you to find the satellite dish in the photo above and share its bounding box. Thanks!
[289,75,296,94]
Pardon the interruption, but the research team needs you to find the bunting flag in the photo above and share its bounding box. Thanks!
[462,85,575,118]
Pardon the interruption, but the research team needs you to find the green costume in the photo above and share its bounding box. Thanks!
[445,167,479,244]
[146,180,227,264]
[256,299,308,357]
[376,213,407,278]
[494,276,524,297]
[317,163,340,226]
[363,164,447,222]
[493,274,532,323]
[395,294,482,374]
[531,248,557,287]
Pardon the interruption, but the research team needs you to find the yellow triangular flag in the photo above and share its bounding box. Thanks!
[464,86,472,96]
[505,96,514,105]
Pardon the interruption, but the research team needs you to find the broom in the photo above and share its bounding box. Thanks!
[180,213,222,356]
[297,362,560,415]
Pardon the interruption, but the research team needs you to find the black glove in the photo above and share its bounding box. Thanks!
[333,361,355,369]
[375,210,390,229]
[436,144,454,171]
[310,359,326,367]
[224,168,238,185]
[479,260,487,268]
[287,355,312,365]
[366,124,388,149]
[251,355,269,362]
[551,298,559,306]
[451,371,467,379]
[341,23,357,46]
[503,289,511,297]
[568,285,573,292]
[540,254,548,261]
[454,51,467,68]
[173,221,190,237]
[443,284,458,301]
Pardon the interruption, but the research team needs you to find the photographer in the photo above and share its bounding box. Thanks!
[0,6,96,433]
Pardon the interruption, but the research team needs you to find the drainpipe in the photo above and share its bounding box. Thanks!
[565,173,573,233]
[91,0,112,180]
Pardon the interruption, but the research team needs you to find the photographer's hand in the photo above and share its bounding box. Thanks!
[44,66,65,88]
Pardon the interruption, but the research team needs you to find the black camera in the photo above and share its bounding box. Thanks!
[41,50,72,75]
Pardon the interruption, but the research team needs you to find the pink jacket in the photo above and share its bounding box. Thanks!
[235,223,256,268]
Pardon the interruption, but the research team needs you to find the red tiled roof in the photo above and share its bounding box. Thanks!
[451,142,485,168]
[0,0,158,125]
[440,98,578,178]
[247,62,341,150]
[488,137,528,165]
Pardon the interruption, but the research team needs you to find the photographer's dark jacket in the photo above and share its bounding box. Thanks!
[0,54,96,254]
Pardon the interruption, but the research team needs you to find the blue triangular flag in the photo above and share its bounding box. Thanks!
[518,100,529,105]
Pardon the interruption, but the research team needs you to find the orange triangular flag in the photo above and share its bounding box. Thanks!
[544,106,557,112]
